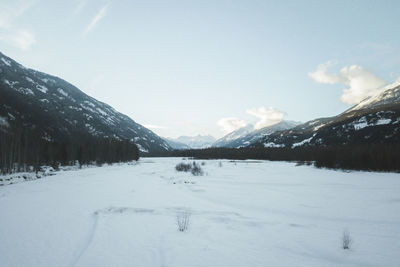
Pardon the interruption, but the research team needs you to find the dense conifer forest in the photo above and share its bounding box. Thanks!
[0,126,139,174]
[150,145,400,172]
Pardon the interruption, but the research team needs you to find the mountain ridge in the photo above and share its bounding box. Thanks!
[213,120,301,148]
[251,83,400,148]
[0,51,171,154]
[166,134,216,149]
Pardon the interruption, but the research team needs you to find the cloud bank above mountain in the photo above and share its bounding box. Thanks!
[217,107,285,134]
[309,62,387,104]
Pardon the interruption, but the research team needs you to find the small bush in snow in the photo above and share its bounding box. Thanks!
[342,230,352,249]
[218,162,223,167]
[175,162,204,176]
[175,162,192,172]
[201,161,206,166]
[177,211,191,232]
[191,162,204,176]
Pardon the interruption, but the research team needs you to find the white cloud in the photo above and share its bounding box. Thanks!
[217,117,248,134]
[73,0,87,16]
[83,3,109,36]
[246,107,284,130]
[309,62,386,105]
[308,61,341,84]
[0,0,37,50]
[217,107,286,134]
[5,29,36,51]
[339,66,386,104]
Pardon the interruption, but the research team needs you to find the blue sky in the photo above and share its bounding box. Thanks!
[1,0,400,138]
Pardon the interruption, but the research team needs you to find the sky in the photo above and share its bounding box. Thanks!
[1,0,400,138]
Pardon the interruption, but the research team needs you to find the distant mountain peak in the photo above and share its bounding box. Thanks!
[166,134,216,149]
[213,120,300,148]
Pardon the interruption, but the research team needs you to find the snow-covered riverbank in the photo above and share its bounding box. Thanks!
[0,158,399,266]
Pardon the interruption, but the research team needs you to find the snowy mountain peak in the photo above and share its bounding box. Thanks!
[223,124,254,141]
[213,121,300,148]
[349,81,400,112]
[166,135,216,149]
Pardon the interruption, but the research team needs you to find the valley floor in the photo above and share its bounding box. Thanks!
[0,158,399,267]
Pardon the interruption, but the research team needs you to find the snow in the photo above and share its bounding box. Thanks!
[42,132,52,142]
[353,117,392,130]
[162,143,171,150]
[25,76,35,83]
[96,108,108,116]
[375,118,391,125]
[292,133,316,148]
[81,104,97,113]
[353,122,368,130]
[57,88,68,97]
[350,82,400,111]
[84,101,96,108]
[36,84,48,93]
[84,114,93,120]
[105,116,117,126]
[85,123,97,134]
[313,123,326,131]
[308,120,319,126]
[7,113,15,120]
[0,168,57,186]
[69,106,83,111]
[136,143,149,153]
[3,79,18,87]
[353,117,368,130]
[4,78,34,95]
[41,78,55,84]
[264,142,285,148]
[1,57,11,66]
[18,87,35,95]
[0,158,399,266]
[0,116,9,127]
[224,125,253,141]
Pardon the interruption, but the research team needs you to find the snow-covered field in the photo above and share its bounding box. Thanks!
[0,158,399,267]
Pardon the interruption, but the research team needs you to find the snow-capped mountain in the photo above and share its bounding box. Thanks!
[213,124,254,147]
[167,135,216,149]
[348,80,400,112]
[253,83,400,148]
[213,121,300,148]
[0,52,171,153]
[164,138,191,150]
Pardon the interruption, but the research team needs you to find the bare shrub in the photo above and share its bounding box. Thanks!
[175,162,192,172]
[177,211,191,232]
[175,162,204,176]
[342,230,352,249]
[191,162,204,176]
[201,161,206,166]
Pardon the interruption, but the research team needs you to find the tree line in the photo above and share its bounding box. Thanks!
[0,126,139,175]
[149,144,400,172]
